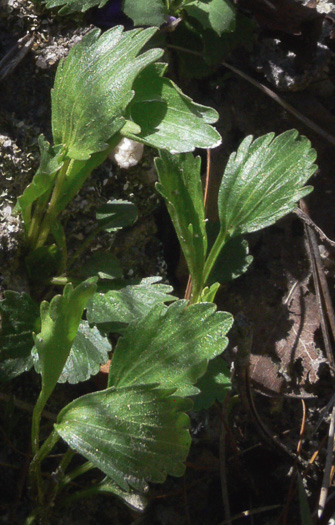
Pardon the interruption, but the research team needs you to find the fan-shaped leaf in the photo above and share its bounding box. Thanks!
[96,199,138,232]
[55,384,192,492]
[108,300,233,396]
[33,321,111,384]
[44,0,109,15]
[52,27,163,160]
[123,0,167,26]
[124,63,221,152]
[87,277,176,333]
[0,292,39,382]
[217,130,316,238]
[192,356,230,410]
[34,278,97,401]
[185,0,236,36]
[155,151,207,290]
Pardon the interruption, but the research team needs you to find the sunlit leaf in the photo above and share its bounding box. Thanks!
[55,384,192,491]
[0,292,39,382]
[155,151,207,290]
[34,278,97,401]
[43,0,109,15]
[109,300,233,396]
[217,130,316,239]
[124,63,221,152]
[87,277,176,333]
[52,27,163,160]
[33,321,111,384]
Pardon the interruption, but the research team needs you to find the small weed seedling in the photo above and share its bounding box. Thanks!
[0,26,317,523]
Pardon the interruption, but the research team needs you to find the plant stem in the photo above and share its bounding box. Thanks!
[29,427,60,505]
[33,159,71,249]
[44,448,76,507]
[202,230,228,288]
[59,461,96,489]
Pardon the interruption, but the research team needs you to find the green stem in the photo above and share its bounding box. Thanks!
[44,448,76,507]
[31,392,46,456]
[33,159,71,249]
[59,484,103,508]
[59,461,96,489]
[29,427,60,505]
[202,230,228,289]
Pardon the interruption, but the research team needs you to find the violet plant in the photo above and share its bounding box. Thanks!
[0,25,318,523]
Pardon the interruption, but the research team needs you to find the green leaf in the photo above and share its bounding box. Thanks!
[52,27,163,160]
[15,135,64,232]
[185,0,236,36]
[217,130,316,238]
[55,384,192,491]
[58,321,111,383]
[43,0,109,15]
[124,63,222,152]
[155,151,207,294]
[123,0,167,26]
[34,278,97,402]
[207,232,253,284]
[86,277,176,333]
[200,282,220,302]
[76,252,122,281]
[95,477,148,512]
[25,244,63,283]
[192,356,230,410]
[0,292,40,382]
[109,300,233,396]
[96,199,138,233]
[33,321,111,384]
[203,12,256,66]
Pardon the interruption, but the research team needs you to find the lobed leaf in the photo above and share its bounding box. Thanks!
[43,0,109,15]
[217,130,316,238]
[185,0,236,36]
[34,278,97,401]
[108,300,233,396]
[76,252,122,281]
[52,27,163,160]
[55,384,192,492]
[124,63,222,152]
[192,356,231,410]
[123,0,167,26]
[33,321,111,384]
[86,277,176,333]
[96,199,138,233]
[207,231,253,284]
[0,292,39,382]
[58,321,111,383]
[155,151,207,288]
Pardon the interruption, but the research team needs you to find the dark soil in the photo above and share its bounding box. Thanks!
[2,1,335,524]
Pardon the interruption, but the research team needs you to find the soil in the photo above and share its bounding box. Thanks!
[2,0,335,524]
